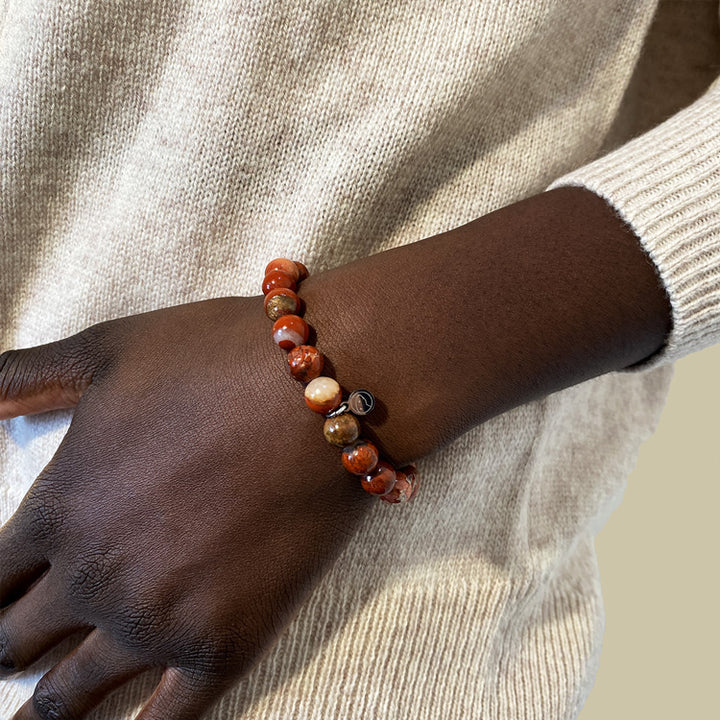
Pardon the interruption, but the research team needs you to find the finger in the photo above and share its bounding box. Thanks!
[0,574,86,677]
[0,323,113,420]
[11,630,146,720]
[0,517,48,608]
[135,667,225,720]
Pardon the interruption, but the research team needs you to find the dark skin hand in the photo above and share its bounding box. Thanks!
[0,302,375,719]
[0,186,671,719]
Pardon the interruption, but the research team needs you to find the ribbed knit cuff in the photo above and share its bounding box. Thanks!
[547,78,720,371]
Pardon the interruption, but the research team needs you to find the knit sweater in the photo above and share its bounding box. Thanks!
[0,1,718,718]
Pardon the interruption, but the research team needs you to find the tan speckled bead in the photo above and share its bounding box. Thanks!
[304,376,342,414]
[323,413,361,447]
[264,289,301,321]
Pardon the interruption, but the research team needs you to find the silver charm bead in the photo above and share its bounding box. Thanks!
[348,389,375,416]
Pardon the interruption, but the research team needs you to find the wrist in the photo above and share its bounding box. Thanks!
[296,187,672,461]
[228,295,375,513]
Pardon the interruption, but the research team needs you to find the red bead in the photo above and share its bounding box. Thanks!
[380,465,419,503]
[287,344,324,382]
[295,260,309,281]
[341,440,379,476]
[262,270,296,295]
[272,314,309,350]
[264,257,300,282]
[361,460,397,496]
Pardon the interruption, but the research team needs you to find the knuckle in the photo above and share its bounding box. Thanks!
[79,320,112,347]
[0,626,18,675]
[190,648,231,679]
[72,322,108,362]
[114,600,166,650]
[178,662,215,688]
[77,321,122,371]
[98,583,176,655]
[33,676,69,720]
[66,547,119,604]
[0,328,112,406]
[22,484,66,540]
[182,626,258,679]
[175,660,226,696]
[55,329,105,390]
[0,349,27,403]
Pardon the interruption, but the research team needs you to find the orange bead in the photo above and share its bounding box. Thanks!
[341,440,379,476]
[272,314,309,350]
[295,260,309,281]
[264,257,300,282]
[380,465,419,503]
[262,270,296,295]
[287,344,324,382]
[361,460,397,496]
[264,287,301,321]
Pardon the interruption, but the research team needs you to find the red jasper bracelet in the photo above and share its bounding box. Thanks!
[262,257,419,504]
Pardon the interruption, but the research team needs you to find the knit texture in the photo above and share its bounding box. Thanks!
[549,76,720,370]
[0,1,716,718]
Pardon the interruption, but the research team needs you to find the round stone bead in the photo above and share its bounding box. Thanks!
[272,314,309,350]
[380,465,420,504]
[262,270,297,295]
[264,257,300,282]
[287,344,324,382]
[323,413,361,447]
[361,460,397,496]
[294,260,309,281]
[264,287,301,321]
[341,439,379,476]
[304,376,342,414]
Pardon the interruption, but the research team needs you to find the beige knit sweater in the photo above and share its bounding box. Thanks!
[0,1,718,718]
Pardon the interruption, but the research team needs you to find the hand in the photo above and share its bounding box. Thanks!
[0,186,673,720]
[0,297,373,719]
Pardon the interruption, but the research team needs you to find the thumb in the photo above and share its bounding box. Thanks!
[0,324,113,420]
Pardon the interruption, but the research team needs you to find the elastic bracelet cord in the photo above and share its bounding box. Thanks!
[262,257,420,504]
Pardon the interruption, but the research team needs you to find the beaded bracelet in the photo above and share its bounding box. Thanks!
[262,257,419,504]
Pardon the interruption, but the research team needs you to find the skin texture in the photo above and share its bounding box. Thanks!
[300,187,673,463]
[0,187,672,718]
[0,300,374,719]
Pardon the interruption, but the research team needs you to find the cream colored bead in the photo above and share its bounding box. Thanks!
[304,376,342,414]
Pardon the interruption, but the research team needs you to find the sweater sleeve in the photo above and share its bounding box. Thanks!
[547,72,720,371]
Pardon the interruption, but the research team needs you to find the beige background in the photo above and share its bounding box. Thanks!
[582,6,720,713]
[579,344,720,718]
